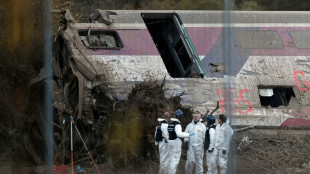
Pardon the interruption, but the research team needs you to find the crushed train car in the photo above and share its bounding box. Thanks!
[51,10,310,127]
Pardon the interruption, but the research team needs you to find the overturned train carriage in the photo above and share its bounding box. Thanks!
[53,10,310,127]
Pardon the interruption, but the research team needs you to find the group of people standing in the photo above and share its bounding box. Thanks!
[155,110,234,174]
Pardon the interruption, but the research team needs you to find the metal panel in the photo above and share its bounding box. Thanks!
[291,30,310,49]
[236,30,283,49]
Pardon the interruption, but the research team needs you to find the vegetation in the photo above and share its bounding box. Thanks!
[51,0,310,22]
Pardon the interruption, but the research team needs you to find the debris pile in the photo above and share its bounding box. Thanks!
[104,80,192,172]
[237,134,310,174]
[51,80,193,173]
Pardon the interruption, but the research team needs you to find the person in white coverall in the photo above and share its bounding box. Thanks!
[155,112,170,174]
[212,114,234,174]
[184,112,206,174]
[204,115,216,174]
[167,109,195,174]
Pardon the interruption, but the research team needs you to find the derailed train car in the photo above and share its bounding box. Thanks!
[53,10,310,127]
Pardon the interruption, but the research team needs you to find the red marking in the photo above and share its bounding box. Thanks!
[281,118,310,127]
[291,108,310,117]
[54,165,67,174]
[217,89,226,114]
[294,71,309,91]
[229,88,241,114]
[239,89,253,114]
[217,89,253,114]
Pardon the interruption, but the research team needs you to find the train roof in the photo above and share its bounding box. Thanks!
[90,10,310,25]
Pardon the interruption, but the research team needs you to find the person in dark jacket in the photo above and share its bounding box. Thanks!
[204,115,216,174]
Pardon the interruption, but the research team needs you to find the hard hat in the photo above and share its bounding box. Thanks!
[174,109,183,117]
[206,115,215,124]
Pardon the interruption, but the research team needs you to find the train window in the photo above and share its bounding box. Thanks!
[290,31,310,49]
[236,30,283,49]
[258,86,295,107]
[78,28,123,49]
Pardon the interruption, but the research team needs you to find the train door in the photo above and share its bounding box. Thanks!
[142,13,206,78]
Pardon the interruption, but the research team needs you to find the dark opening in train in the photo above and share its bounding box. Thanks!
[141,13,205,78]
[258,86,296,107]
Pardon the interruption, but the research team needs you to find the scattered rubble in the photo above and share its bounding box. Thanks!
[236,131,310,174]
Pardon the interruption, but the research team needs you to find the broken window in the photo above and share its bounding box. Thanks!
[78,29,123,49]
[258,86,295,107]
[236,30,283,49]
[141,13,206,78]
[290,30,310,49]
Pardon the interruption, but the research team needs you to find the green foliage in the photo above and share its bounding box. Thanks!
[139,0,223,10]
[235,0,264,10]
[107,105,143,167]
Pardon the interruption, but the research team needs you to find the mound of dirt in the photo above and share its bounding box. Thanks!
[103,80,193,172]
[50,80,194,173]
[236,132,310,174]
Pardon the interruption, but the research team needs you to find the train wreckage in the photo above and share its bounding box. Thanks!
[45,9,310,127]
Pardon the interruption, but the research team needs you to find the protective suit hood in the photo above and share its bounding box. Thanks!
[192,118,203,124]
[184,118,206,174]
[158,118,166,122]
[170,118,181,123]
